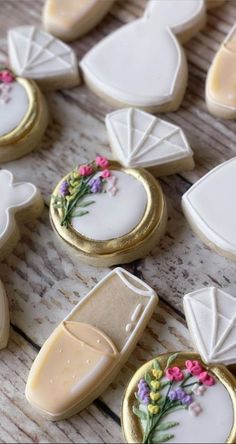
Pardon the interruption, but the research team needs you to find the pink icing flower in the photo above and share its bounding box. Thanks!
[198,372,215,386]
[101,169,111,178]
[189,402,202,417]
[78,165,93,176]
[95,156,109,169]
[165,367,184,382]
[0,70,14,84]
[185,360,203,376]
[193,384,207,396]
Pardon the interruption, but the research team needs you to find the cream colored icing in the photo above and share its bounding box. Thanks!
[71,170,148,241]
[0,81,29,137]
[207,24,236,108]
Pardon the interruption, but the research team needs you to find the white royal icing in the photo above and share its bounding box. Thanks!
[0,80,29,137]
[81,0,206,109]
[71,170,147,241]
[106,108,193,169]
[184,287,236,366]
[182,158,236,256]
[0,170,38,249]
[8,26,78,81]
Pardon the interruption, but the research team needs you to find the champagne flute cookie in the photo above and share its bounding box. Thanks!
[43,0,115,42]
[0,169,43,261]
[206,24,236,119]
[81,0,223,112]
[0,281,9,350]
[50,157,167,267]
[122,286,236,444]
[26,267,158,420]
[182,157,236,262]
[0,26,80,163]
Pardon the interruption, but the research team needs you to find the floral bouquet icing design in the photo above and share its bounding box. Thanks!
[0,67,15,104]
[133,354,215,444]
[52,157,117,228]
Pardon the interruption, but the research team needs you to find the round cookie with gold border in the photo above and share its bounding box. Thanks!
[50,157,167,267]
[122,352,236,444]
[0,68,48,163]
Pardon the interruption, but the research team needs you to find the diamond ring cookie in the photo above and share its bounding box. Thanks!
[0,170,44,261]
[106,108,194,177]
[206,24,236,119]
[0,281,9,350]
[182,158,236,261]
[43,0,115,42]
[50,157,167,267]
[81,0,223,112]
[26,267,158,420]
[0,26,79,163]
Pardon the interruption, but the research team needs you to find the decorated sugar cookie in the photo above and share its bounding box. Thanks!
[123,352,235,443]
[0,281,9,350]
[0,170,43,261]
[184,287,236,366]
[43,0,115,42]
[106,108,194,176]
[206,24,236,119]
[50,157,167,267]
[0,26,79,163]
[26,267,158,420]
[81,0,223,112]
[182,158,236,261]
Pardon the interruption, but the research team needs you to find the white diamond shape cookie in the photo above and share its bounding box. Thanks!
[106,108,194,176]
[184,287,236,366]
[0,281,9,350]
[8,26,80,90]
[0,170,44,261]
[182,158,236,261]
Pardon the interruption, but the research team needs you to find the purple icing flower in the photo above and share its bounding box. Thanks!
[168,387,192,405]
[182,394,193,406]
[137,379,150,405]
[175,388,186,401]
[89,177,102,193]
[60,180,69,197]
[168,390,178,401]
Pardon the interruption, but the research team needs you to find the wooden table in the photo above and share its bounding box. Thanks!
[0,1,236,442]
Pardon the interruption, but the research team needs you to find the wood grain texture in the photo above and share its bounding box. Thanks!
[0,0,236,442]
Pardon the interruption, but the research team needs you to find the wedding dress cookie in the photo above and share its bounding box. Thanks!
[81,0,222,112]
[182,158,236,261]
[50,157,167,267]
[0,281,9,350]
[106,108,194,176]
[26,267,158,420]
[43,0,115,42]
[123,352,235,444]
[0,170,43,261]
[206,24,236,119]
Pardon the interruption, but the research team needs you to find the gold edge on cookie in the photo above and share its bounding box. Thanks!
[0,77,39,146]
[50,161,165,256]
[122,352,236,444]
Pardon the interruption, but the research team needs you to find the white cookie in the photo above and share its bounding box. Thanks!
[43,0,115,42]
[8,26,80,90]
[0,281,9,350]
[81,0,222,112]
[182,158,236,261]
[26,267,158,420]
[0,170,44,261]
[184,287,236,366]
[106,108,194,176]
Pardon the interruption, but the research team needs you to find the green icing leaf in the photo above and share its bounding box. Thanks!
[144,371,152,386]
[153,359,161,371]
[77,200,95,208]
[165,353,179,370]
[153,434,175,443]
[133,406,147,420]
[71,210,89,217]
[156,422,179,432]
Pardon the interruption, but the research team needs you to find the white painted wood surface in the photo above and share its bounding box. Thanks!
[0,0,236,442]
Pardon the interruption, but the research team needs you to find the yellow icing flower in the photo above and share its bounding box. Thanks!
[152,369,163,379]
[150,380,161,391]
[148,404,160,415]
[150,391,161,402]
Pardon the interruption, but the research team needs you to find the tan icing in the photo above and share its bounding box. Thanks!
[208,30,236,107]
[27,322,118,415]
[47,0,96,27]
[69,273,147,351]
